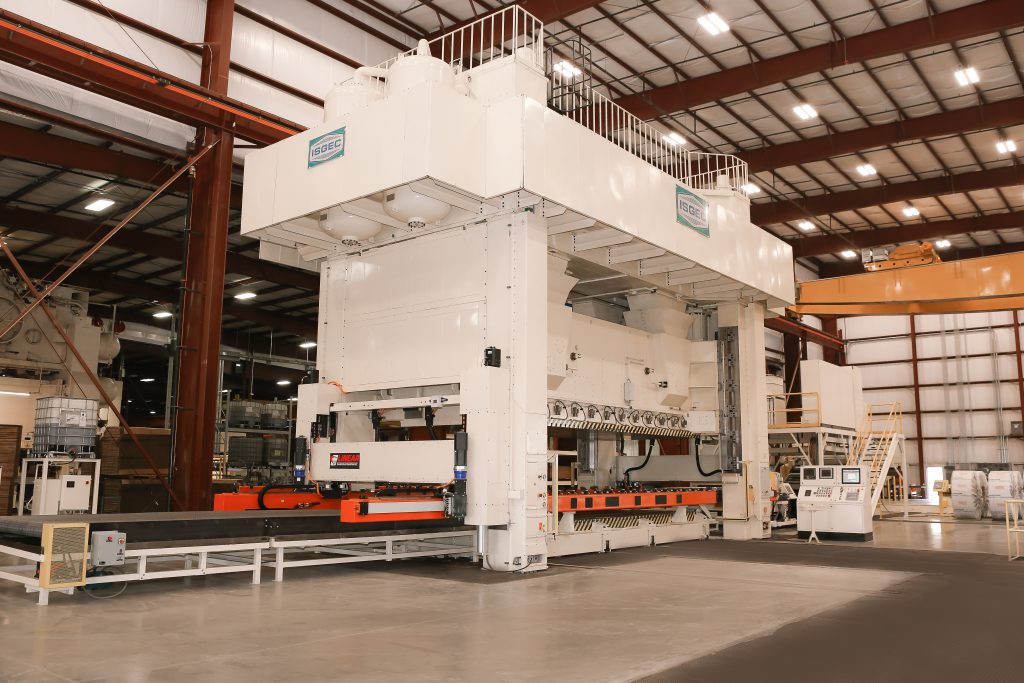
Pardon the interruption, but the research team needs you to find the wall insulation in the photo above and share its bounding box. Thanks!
[0,0,413,154]
[840,310,1024,483]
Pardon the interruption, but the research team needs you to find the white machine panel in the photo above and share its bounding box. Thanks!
[800,360,864,430]
[329,225,488,391]
[796,465,873,540]
[310,440,453,483]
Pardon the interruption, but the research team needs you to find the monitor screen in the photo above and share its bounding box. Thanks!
[819,468,834,480]
[803,468,816,481]
[842,468,861,485]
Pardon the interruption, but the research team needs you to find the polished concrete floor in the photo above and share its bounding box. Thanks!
[0,518,1017,682]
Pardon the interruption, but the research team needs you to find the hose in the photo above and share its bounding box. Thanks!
[257,483,314,510]
[695,447,722,477]
[623,440,654,484]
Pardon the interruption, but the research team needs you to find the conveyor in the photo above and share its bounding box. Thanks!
[0,509,462,546]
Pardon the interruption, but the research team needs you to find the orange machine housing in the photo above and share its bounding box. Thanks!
[550,489,717,513]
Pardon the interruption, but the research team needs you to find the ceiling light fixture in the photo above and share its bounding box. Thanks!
[299,341,317,349]
[276,379,291,386]
[856,164,877,177]
[797,221,816,232]
[140,378,155,383]
[840,250,858,260]
[84,198,115,212]
[935,239,952,249]
[954,66,979,87]
[740,183,760,194]
[902,207,920,217]
[662,132,686,146]
[793,103,818,121]
[996,139,1017,154]
[152,310,172,319]
[234,291,257,300]
[553,60,581,78]
[149,410,157,415]
[697,12,729,35]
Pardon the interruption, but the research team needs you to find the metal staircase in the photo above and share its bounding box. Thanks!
[847,402,904,510]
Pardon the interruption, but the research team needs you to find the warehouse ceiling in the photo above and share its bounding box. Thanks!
[0,0,1021,329]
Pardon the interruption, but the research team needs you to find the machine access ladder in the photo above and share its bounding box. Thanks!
[847,403,905,511]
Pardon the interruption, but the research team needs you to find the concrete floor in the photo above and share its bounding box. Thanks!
[0,545,907,682]
[781,516,1011,555]
[0,518,1016,682]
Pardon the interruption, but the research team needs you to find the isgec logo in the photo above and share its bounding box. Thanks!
[308,127,346,168]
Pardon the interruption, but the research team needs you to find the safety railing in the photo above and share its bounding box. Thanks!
[1005,499,1024,561]
[686,152,750,192]
[372,5,544,76]
[553,83,748,192]
[848,402,902,499]
[767,392,821,429]
[345,7,748,194]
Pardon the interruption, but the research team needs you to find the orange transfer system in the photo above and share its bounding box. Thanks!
[216,485,717,522]
[550,488,717,513]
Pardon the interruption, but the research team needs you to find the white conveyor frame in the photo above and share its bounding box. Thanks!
[0,528,477,605]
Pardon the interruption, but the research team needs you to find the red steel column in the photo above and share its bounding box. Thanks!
[1013,311,1024,429]
[820,316,846,365]
[172,0,235,510]
[908,315,926,486]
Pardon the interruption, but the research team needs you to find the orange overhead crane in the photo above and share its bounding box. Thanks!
[793,247,1024,316]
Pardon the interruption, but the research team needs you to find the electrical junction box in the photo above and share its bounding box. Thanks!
[90,531,126,567]
[58,475,93,513]
[1011,421,1023,437]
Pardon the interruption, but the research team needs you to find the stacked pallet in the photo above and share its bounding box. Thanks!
[97,427,173,513]
[0,425,22,516]
[98,427,172,476]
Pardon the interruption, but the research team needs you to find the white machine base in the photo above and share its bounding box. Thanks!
[547,510,709,557]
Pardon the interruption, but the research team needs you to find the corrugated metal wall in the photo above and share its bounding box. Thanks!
[840,310,1024,483]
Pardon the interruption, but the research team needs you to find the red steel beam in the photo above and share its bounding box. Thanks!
[426,0,604,39]
[173,0,237,511]
[0,94,185,161]
[613,0,1024,119]
[752,165,1024,226]
[819,316,845,366]
[0,118,174,183]
[764,315,845,352]
[742,97,1024,173]
[0,9,302,145]
[1013,311,1024,429]
[517,0,607,24]
[0,119,249,209]
[786,210,1024,258]
[0,145,215,340]
[13,258,315,337]
[908,315,926,486]
[0,206,318,291]
[63,0,327,106]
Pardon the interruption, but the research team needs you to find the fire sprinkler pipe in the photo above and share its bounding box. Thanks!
[0,240,185,510]
[0,143,218,340]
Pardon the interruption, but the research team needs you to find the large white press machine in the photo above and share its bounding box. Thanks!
[239,8,795,571]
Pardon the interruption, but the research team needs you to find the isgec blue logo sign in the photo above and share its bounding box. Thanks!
[308,127,346,168]
[676,185,709,237]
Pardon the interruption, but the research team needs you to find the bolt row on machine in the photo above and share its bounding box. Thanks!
[224,9,793,571]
